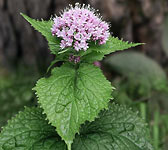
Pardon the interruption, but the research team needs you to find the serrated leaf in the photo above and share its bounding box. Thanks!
[0,104,153,150]
[0,107,66,150]
[72,103,153,150]
[34,63,113,148]
[81,51,105,63]
[89,36,142,55]
[21,13,60,54]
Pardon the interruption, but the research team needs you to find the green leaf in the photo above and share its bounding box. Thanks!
[34,63,113,148]
[0,107,66,150]
[89,36,142,55]
[81,51,105,63]
[81,35,141,62]
[21,13,60,54]
[104,51,166,88]
[72,103,153,150]
[0,104,153,150]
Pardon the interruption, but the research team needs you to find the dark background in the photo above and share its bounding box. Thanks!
[0,0,168,70]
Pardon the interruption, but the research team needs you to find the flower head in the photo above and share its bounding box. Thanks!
[51,3,110,51]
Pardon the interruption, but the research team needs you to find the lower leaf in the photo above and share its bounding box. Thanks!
[72,103,153,150]
[0,103,153,150]
[0,107,66,150]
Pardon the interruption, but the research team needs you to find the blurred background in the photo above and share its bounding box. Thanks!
[0,0,168,149]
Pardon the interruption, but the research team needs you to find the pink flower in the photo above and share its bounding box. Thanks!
[51,3,110,51]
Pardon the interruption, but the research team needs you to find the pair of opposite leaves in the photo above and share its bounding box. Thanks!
[0,103,153,150]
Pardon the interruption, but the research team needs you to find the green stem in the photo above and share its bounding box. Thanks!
[58,49,69,54]
[139,103,146,121]
[153,110,159,150]
[67,142,72,150]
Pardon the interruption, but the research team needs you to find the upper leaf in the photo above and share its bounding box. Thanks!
[88,36,143,55]
[21,13,60,54]
[80,51,105,63]
[0,107,66,150]
[33,63,113,148]
[72,103,153,150]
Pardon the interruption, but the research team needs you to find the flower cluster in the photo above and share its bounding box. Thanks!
[51,4,110,51]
